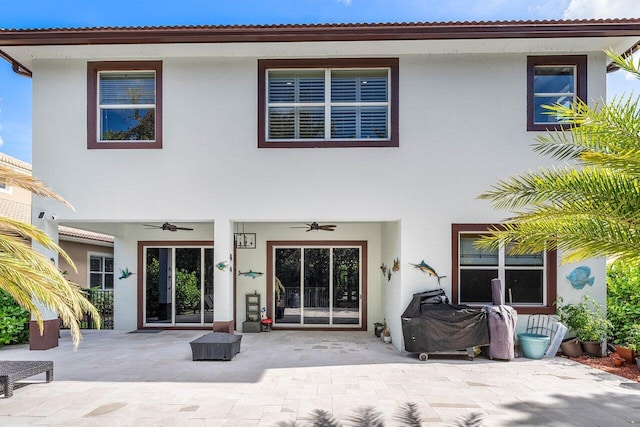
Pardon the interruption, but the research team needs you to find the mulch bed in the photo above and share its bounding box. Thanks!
[569,354,640,382]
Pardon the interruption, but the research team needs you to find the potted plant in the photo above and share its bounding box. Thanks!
[627,324,640,371]
[556,297,584,356]
[611,323,640,363]
[381,320,391,343]
[556,296,611,357]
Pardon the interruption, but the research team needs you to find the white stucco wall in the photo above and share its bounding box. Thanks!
[28,39,610,345]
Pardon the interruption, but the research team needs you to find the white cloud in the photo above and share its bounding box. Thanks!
[0,134,4,148]
[337,0,352,6]
[564,0,640,19]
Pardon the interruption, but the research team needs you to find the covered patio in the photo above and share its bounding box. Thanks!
[1,329,640,425]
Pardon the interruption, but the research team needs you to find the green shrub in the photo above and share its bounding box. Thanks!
[556,295,611,341]
[607,260,640,345]
[175,269,200,313]
[628,324,640,352]
[0,290,30,345]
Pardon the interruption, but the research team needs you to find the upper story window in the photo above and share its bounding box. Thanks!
[527,55,587,131]
[452,224,557,314]
[258,58,399,148]
[0,177,9,193]
[87,61,162,149]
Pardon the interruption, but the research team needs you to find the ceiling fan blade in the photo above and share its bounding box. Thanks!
[144,222,193,231]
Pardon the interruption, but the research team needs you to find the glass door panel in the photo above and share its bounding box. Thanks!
[145,248,172,324]
[204,248,214,323]
[273,244,362,328]
[174,248,202,324]
[333,248,360,325]
[303,248,330,325]
[144,245,213,326]
[275,248,301,324]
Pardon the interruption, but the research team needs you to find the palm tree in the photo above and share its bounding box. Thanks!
[0,164,100,348]
[477,50,640,264]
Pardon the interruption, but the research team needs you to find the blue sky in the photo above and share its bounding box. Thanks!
[1,0,640,162]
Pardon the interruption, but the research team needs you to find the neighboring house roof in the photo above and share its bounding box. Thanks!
[58,225,114,245]
[0,18,640,46]
[0,152,31,174]
[0,153,31,223]
[0,199,30,223]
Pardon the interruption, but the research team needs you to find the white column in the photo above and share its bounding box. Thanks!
[29,213,60,349]
[31,215,59,322]
[213,219,234,321]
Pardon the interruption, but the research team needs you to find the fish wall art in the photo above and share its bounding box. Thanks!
[239,270,264,279]
[410,260,446,286]
[216,260,230,272]
[566,266,595,290]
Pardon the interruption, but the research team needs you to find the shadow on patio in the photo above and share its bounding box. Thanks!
[2,330,640,425]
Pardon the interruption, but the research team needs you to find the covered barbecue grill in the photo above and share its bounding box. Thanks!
[401,289,490,357]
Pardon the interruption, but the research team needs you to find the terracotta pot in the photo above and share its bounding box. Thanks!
[614,345,636,364]
[581,340,605,357]
[613,356,625,367]
[560,338,583,357]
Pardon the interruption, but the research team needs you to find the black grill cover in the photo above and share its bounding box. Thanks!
[402,291,489,353]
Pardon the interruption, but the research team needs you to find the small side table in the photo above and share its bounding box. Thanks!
[189,332,242,361]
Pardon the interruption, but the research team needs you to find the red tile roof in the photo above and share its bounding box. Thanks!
[0,152,31,174]
[58,225,114,244]
[0,199,30,223]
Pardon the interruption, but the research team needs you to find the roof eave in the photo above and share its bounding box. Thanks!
[2,21,640,47]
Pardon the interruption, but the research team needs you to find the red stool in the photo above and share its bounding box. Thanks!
[261,318,273,332]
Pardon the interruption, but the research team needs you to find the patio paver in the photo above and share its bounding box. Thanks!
[0,329,639,426]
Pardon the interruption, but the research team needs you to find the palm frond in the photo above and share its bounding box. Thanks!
[605,48,640,80]
[393,402,422,427]
[310,409,341,427]
[0,216,76,270]
[0,167,97,348]
[0,165,73,209]
[346,406,385,426]
[452,412,484,427]
[533,95,640,165]
[479,165,640,213]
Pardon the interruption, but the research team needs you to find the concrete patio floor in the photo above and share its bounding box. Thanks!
[1,329,640,426]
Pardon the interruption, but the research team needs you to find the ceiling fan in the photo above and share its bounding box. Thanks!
[144,222,194,232]
[291,222,337,232]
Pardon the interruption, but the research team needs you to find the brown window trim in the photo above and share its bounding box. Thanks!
[451,224,557,315]
[527,55,587,132]
[87,61,163,149]
[258,58,399,148]
[265,240,368,330]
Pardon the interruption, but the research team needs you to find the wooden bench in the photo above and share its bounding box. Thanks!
[0,361,53,398]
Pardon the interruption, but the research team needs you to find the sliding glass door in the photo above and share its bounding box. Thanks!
[272,243,363,328]
[144,245,214,326]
